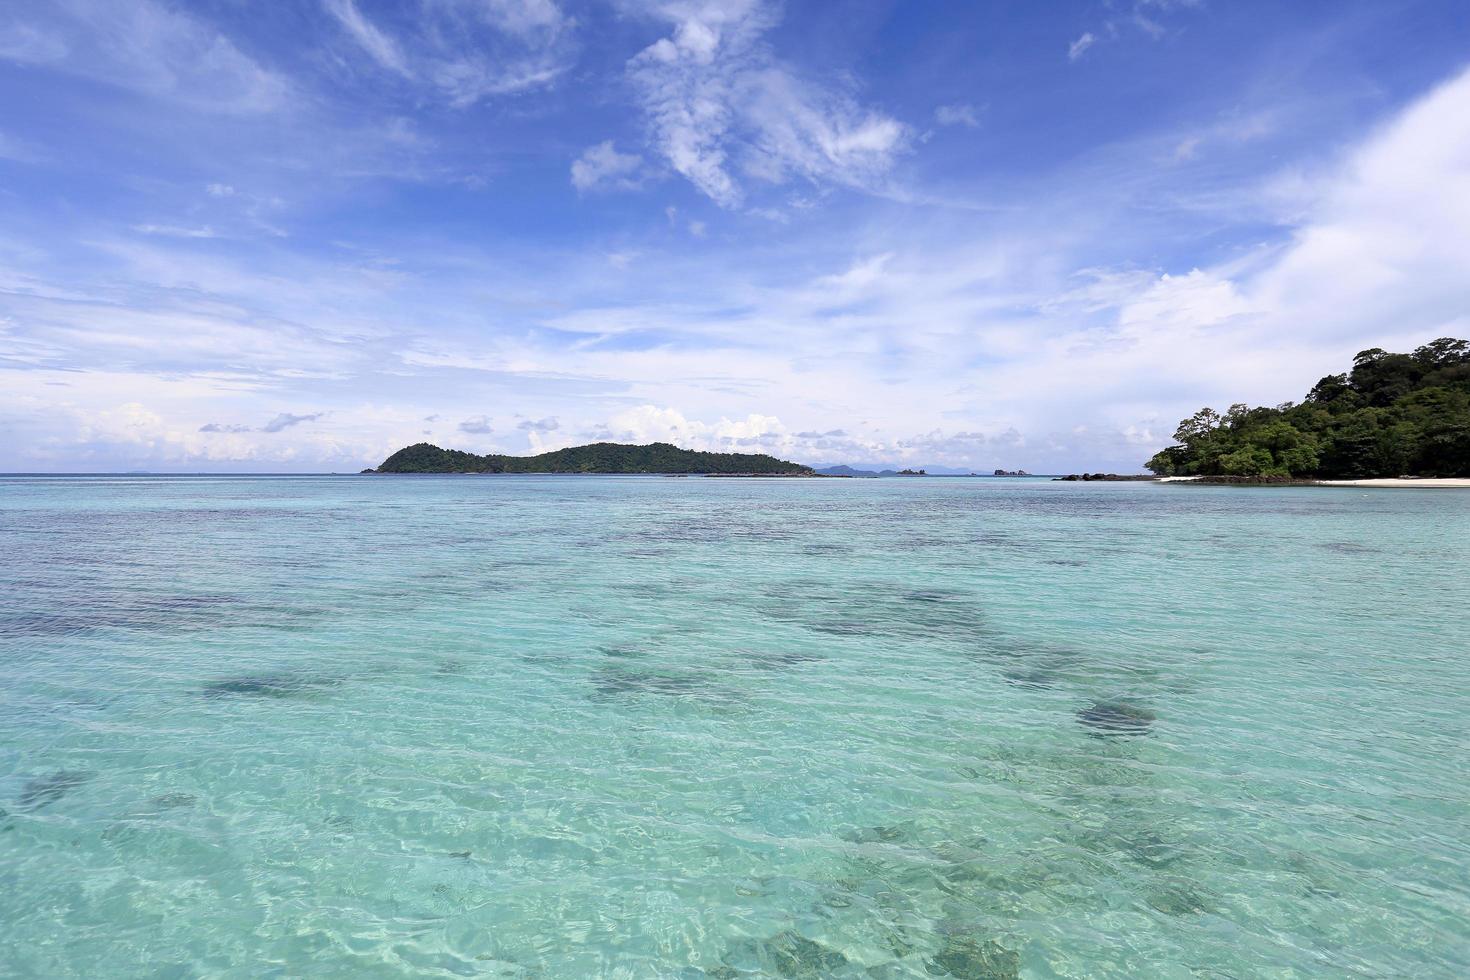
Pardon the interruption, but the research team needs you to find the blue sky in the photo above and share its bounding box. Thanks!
[2,0,1468,472]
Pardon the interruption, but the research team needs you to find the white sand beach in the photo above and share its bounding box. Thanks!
[1155,475,1470,487]
[1316,478,1470,488]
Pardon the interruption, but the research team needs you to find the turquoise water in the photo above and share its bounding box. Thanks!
[2,475,1468,978]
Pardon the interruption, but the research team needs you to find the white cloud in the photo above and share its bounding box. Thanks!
[133,224,218,239]
[0,130,46,164]
[261,411,324,433]
[599,404,787,450]
[0,0,288,112]
[934,104,980,128]
[1246,66,1470,346]
[322,0,575,105]
[816,252,894,291]
[1068,32,1096,61]
[625,0,908,207]
[571,140,644,191]
[324,0,411,76]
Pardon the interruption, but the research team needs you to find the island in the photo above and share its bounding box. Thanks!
[1146,338,1469,480]
[369,441,814,475]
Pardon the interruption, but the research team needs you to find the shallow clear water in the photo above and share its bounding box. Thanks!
[2,475,1468,978]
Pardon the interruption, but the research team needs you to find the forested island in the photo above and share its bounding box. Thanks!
[1146,339,1470,479]
[371,441,813,475]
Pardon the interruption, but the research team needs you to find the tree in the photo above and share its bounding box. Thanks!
[1412,337,1470,368]
[1144,338,1470,478]
[1173,407,1222,446]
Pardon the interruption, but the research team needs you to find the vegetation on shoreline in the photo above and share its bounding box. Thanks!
[1146,339,1470,479]
[373,441,813,475]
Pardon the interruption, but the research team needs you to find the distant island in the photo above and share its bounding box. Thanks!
[370,441,813,475]
[1147,338,1469,479]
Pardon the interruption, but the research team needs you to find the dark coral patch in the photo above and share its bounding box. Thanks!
[16,769,95,812]
[924,935,1020,979]
[750,930,849,978]
[148,793,198,810]
[1076,700,1156,737]
[200,673,339,699]
[742,650,824,670]
[588,666,728,702]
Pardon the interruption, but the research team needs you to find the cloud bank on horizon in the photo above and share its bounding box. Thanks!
[1,0,1468,472]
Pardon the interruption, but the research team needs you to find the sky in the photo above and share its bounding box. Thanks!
[1,0,1468,473]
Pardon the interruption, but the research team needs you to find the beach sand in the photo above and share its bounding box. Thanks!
[1316,478,1470,488]
[1155,475,1470,487]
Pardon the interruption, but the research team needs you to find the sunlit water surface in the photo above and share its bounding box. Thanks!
[2,475,1468,977]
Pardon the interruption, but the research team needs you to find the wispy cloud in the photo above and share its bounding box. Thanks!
[261,412,325,433]
[0,0,288,112]
[1071,0,1203,60]
[571,141,643,191]
[324,0,411,76]
[132,224,218,239]
[934,104,981,128]
[321,0,576,105]
[0,130,47,164]
[624,0,909,208]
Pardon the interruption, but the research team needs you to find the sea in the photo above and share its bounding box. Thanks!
[1,474,1467,978]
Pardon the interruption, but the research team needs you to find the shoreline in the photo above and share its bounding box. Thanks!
[1161,475,1470,488]
[1314,478,1470,488]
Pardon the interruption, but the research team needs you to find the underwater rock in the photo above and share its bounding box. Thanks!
[757,930,850,978]
[1001,667,1056,689]
[1319,541,1378,554]
[16,769,95,811]
[902,589,968,603]
[199,673,338,699]
[808,620,879,636]
[588,666,722,700]
[1076,700,1156,737]
[924,936,1020,979]
[840,822,912,845]
[1146,879,1210,916]
[148,793,198,810]
[742,650,824,670]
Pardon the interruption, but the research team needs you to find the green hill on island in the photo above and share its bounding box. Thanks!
[372,441,813,475]
[1147,338,1470,478]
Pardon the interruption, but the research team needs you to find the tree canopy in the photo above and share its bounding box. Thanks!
[1146,338,1470,478]
[374,441,813,475]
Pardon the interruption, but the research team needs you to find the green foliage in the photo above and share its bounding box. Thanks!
[375,441,813,475]
[1145,338,1470,478]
